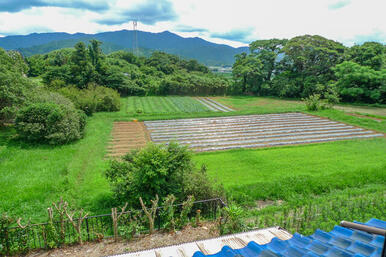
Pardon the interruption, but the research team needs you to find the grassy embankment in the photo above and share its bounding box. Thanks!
[0,96,385,222]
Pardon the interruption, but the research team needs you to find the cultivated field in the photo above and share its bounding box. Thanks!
[125,96,232,114]
[107,121,149,157]
[1,96,385,222]
[145,113,383,151]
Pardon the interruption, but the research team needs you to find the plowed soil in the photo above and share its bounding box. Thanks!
[106,122,150,158]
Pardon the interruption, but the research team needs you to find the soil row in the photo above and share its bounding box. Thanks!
[145,113,383,152]
[106,122,150,158]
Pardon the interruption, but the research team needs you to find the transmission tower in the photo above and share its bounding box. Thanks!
[132,20,139,56]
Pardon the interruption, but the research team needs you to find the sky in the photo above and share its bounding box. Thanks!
[0,0,384,47]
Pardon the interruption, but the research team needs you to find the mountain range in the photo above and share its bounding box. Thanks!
[0,30,249,66]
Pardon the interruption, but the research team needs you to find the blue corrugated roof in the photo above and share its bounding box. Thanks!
[193,218,385,257]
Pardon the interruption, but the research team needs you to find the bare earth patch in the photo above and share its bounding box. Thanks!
[344,112,383,122]
[26,222,218,257]
[106,122,150,158]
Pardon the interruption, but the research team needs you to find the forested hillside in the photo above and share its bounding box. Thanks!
[232,36,385,104]
[0,30,248,66]
[26,40,230,96]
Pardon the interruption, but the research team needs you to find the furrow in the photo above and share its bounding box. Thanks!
[199,98,229,112]
[156,131,377,148]
[144,113,307,125]
[150,125,355,140]
[195,98,219,112]
[154,128,365,144]
[148,121,338,135]
[204,98,234,112]
[196,134,384,152]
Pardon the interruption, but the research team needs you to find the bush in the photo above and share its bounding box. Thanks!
[59,85,120,115]
[105,143,221,206]
[93,85,120,112]
[303,93,338,111]
[15,102,86,145]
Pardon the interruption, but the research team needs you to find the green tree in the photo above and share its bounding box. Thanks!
[70,42,93,88]
[333,61,386,103]
[232,53,263,94]
[279,35,346,97]
[249,39,287,83]
[0,48,32,125]
[346,42,385,71]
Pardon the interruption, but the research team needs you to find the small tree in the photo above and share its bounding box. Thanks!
[52,198,68,243]
[139,195,159,234]
[111,202,128,241]
[65,208,88,244]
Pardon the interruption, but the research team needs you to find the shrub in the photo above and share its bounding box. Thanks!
[218,203,246,235]
[58,86,96,116]
[303,93,338,111]
[105,143,221,206]
[93,85,120,112]
[58,85,120,115]
[304,94,323,111]
[15,102,86,145]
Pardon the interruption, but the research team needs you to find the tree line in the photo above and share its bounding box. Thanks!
[232,35,385,104]
[27,40,230,96]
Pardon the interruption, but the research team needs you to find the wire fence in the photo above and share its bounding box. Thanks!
[2,198,226,254]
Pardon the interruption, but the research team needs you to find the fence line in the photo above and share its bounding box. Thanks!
[3,198,226,254]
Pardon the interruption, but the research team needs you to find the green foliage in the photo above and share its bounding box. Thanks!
[0,48,33,125]
[15,102,86,145]
[250,189,385,235]
[333,61,385,104]
[0,214,14,255]
[177,195,195,229]
[105,143,219,206]
[218,203,246,235]
[118,209,144,240]
[346,42,385,71]
[303,92,338,111]
[59,85,120,115]
[304,94,323,111]
[29,43,230,96]
[161,194,176,232]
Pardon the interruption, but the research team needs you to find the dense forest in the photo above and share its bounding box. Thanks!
[232,35,385,104]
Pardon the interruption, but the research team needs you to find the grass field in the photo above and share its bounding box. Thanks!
[125,96,212,114]
[193,137,386,203]
[0,96,385,223]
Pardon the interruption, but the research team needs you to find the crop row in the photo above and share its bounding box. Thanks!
[126,96,213,114]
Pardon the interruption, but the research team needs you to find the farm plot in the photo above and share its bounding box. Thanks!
[107,122,149,157]
[126,96,214,114]
[145,113,384,152]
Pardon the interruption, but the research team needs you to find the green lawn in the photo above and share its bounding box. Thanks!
[1,96,385,222]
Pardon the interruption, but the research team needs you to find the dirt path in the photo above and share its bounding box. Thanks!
[335,105,386,117]
[106,122,150,158]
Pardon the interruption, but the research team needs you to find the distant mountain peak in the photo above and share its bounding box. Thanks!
[0,30,248,66]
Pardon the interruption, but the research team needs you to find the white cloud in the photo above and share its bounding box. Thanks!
[0,0,384,47]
